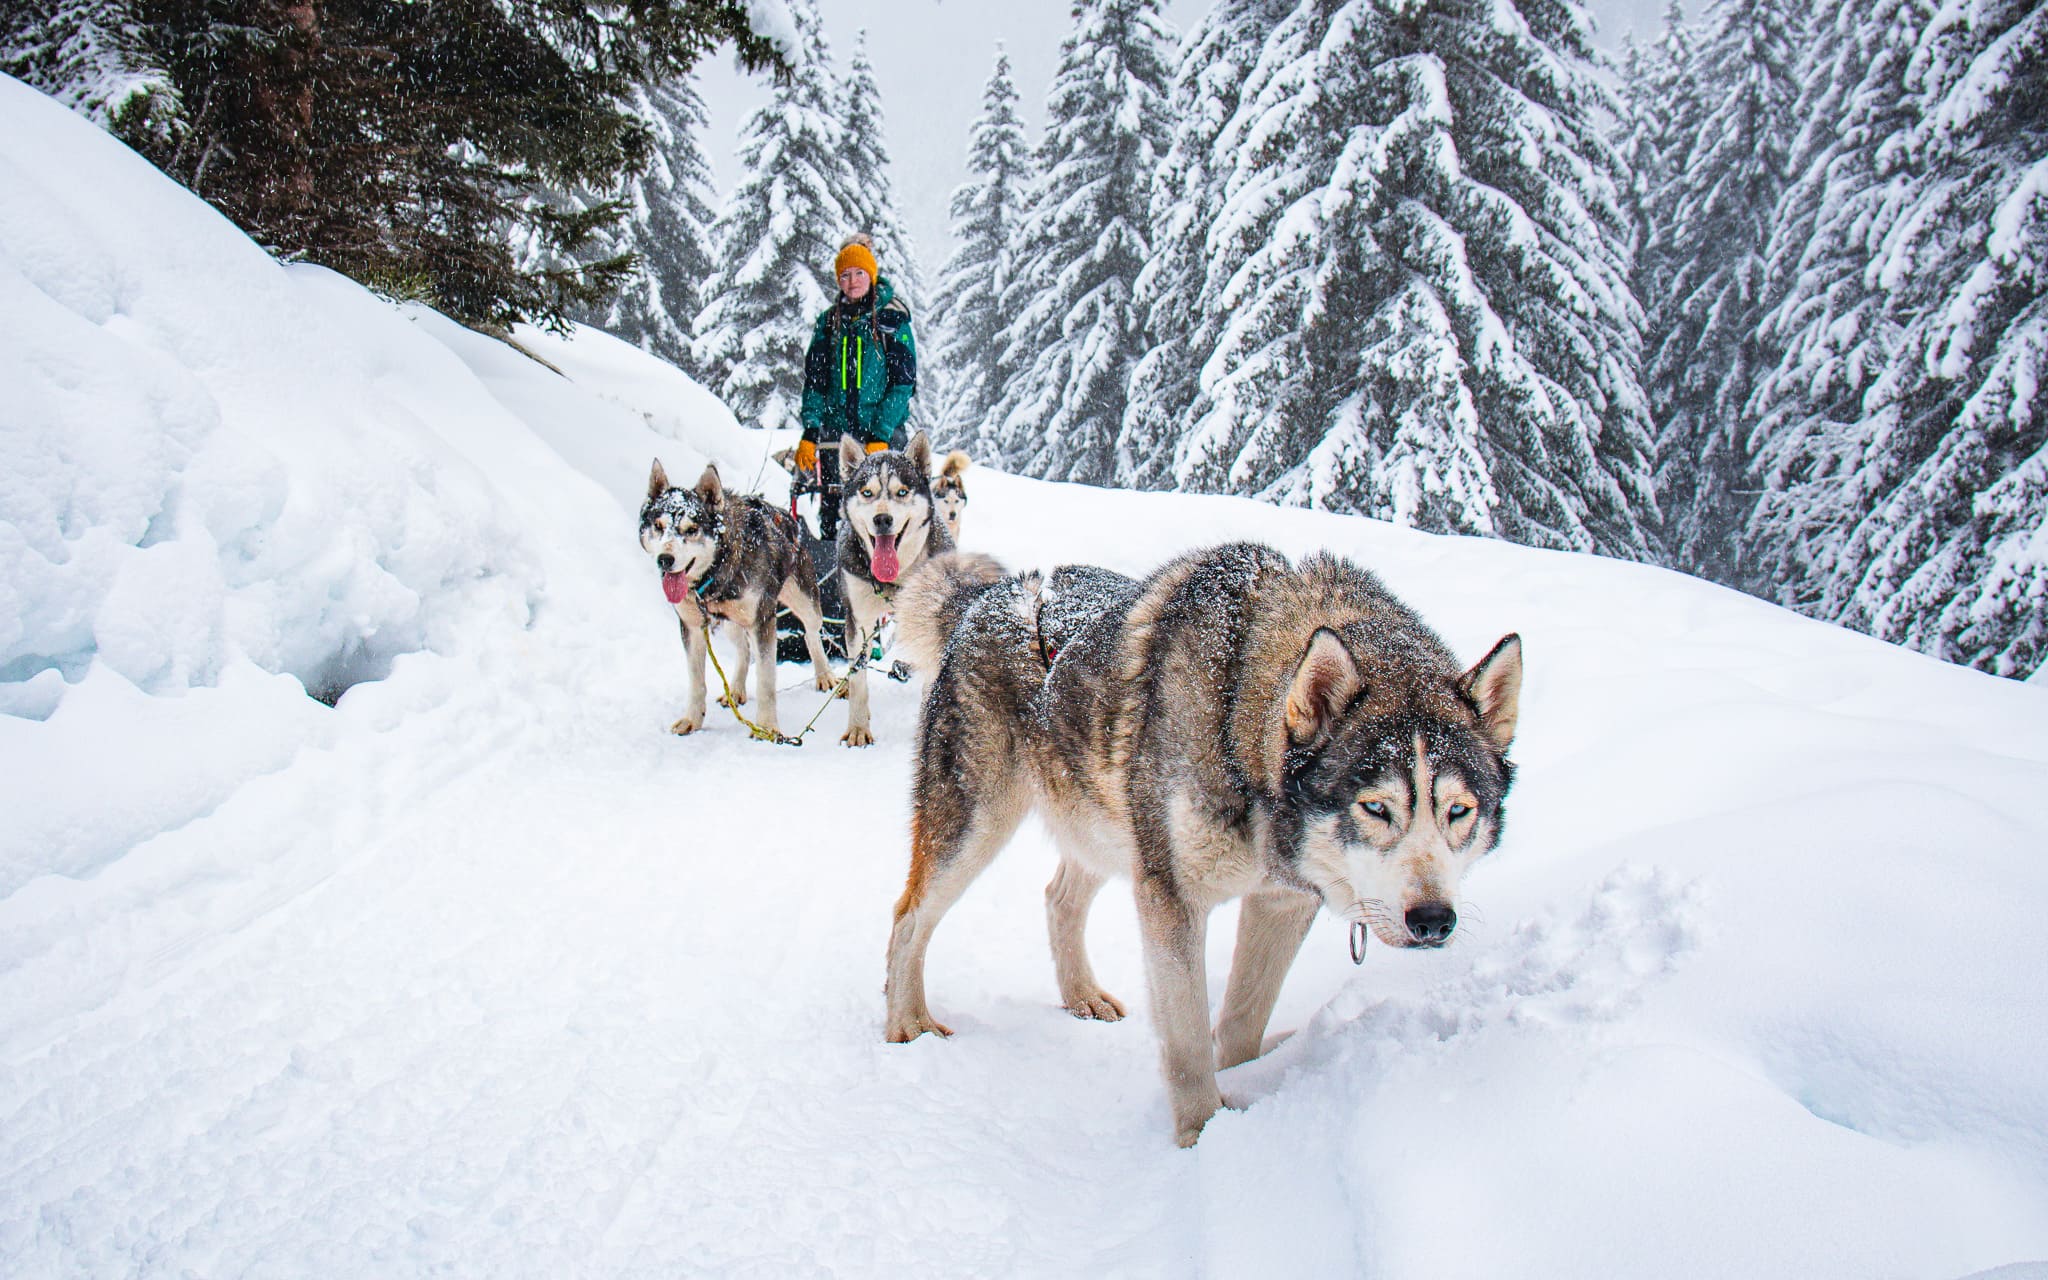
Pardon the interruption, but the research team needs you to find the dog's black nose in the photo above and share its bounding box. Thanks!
[656,553,674,572]
[872,511,894,533]
[1405,904,1456,945]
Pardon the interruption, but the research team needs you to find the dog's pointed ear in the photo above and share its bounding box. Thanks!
[906,431,932,478]
[694,463,722,506]
[648,458,670,502]
[1461,633,1522,752]
[1286,628,1363,745]
[839,434,866,473]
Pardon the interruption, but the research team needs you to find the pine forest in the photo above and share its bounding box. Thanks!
[5,0,2043,679]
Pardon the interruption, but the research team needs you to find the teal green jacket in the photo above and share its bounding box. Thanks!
[799,276,917,447]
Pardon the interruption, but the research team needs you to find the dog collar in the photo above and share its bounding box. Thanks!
[1349,921,1369,964]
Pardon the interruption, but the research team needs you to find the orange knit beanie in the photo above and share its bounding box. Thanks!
[834,233,879,282]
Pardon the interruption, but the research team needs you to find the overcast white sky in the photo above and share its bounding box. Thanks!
[695,0,1671,273]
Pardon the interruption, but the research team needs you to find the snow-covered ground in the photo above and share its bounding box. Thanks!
[5,73,2048,1278]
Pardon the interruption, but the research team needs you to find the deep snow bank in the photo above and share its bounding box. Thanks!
[0,74,766,895]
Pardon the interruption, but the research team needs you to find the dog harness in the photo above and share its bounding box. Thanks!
[1033,609,1060,670]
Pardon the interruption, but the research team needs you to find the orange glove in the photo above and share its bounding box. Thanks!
[865,440,889,454]
[795,439,817,474]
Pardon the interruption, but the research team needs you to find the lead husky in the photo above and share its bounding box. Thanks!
[640,459,834,737]
[835,432,955,746]
[883,543,1523,1145]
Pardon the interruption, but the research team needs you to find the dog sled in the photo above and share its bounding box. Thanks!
[776,469,850,663]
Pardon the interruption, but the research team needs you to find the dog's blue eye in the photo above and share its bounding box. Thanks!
[1448,803,1472,821]
[1361,800,1389,820]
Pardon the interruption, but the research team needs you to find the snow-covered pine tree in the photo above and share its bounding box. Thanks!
[2,0,177,147]
[929,46,1032,449]
[1167,2,1345,505]
[694,0,856,434]
[1744,0,1931,611]
[1839,0,2048,678]
[1175,0,1493,534]
[836,33,924,303]
[1637,0,1800,583]
[1116,0,1293,490]
[982,0,1175,484]
[1619,1,1694,258]
[578,78,721,374]
[835,29,933,434]
[1177,0,1658,556]
[1622,5,1695,405]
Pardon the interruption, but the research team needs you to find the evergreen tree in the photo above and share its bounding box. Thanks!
[1619,2,1694,276]
[1175,0,1657,556]
[1744,0,1931,612]
[578,78,721,373]
[982,0,1176,485]
[836,29,933,433]
[1744,0,2047,679]
[1638,0,1800,583]
[1116,0,1292,490]
[929,46,1032,449]
[836,32,924,303]
[4,0,784,331]
[2,0,177,146]
[1841,0,2048,677]
[694,0,857,434]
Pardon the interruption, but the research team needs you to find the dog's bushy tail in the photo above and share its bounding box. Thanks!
[895,551,1007,673]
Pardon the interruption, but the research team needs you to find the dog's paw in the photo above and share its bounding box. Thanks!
[1063,991,1127,1022]
[717,688,747,708]
[814,671,838,692]
[670,714,703,735]
[885,1013,954,1043]
[1173,1092,1226,1148]
[841,724,875,747]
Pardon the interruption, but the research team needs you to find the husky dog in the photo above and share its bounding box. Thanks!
[883,543,1522,1146]
[640,459,834,736]
[931,451,972,544]
[834,432,955,746]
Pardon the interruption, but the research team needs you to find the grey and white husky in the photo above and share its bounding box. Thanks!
[640,459,834,737]
[833,432,956,746]
[883,543,1523,1145]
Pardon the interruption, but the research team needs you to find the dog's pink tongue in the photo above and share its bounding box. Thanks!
[662,572,690,604]
[871,533,901,583]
